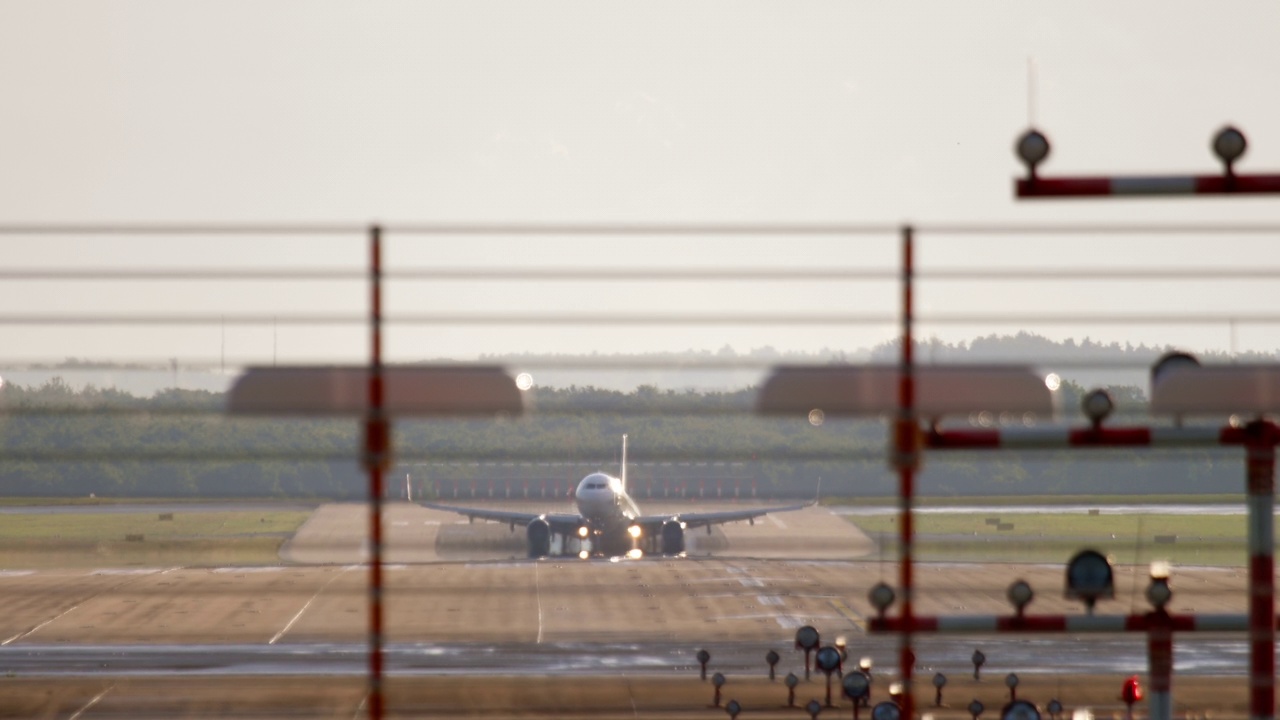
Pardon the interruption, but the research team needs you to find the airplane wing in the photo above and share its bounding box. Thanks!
[422,502,584,534]
[632,501,813,533]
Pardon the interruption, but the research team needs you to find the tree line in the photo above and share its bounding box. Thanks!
[0,376,1244,499]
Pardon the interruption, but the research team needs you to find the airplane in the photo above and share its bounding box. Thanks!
[424,435,814,558]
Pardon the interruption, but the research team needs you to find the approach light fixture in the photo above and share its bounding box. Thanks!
[627,525,642,539]
[578,526,590,538]
[869,582,896,617]
[873,701,902,720]
[933,672,948,707]
[1066,549,1115,614]
[843,671,871,703]
[1081,389,1114,426]
[1007,580,1034,616]
[1016,129,1051,176]
[1147,561,1173,610]
[1213,126,1248,172]
[1002,699,1042,720]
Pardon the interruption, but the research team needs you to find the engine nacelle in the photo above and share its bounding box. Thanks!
[526,518,552,558]
[661,521,685,555]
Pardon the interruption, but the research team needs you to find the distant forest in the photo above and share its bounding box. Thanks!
[0,332,1257,500]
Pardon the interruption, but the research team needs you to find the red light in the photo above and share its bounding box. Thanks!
[1121,675,1143,704]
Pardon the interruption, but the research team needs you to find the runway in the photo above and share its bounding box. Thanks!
[0,501,1263,717]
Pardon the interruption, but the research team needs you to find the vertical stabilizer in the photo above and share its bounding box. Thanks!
[620,434,628,492]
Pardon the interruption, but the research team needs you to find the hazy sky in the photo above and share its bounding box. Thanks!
[1,2,1278,367]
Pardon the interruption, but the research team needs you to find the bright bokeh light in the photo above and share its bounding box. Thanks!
[577,526,589,538]
[1044,373,1062,391]
[627,548,643,560]
[578,550,589,560]
[627,525,642,539]
[1150,559,1171,579]
[515,372,534,391]
[808,409,825,427]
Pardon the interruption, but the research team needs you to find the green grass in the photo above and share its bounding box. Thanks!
[0,510,312,568]
[0,510,311,540]
[0,497,323,507]
[846,512,1253,566]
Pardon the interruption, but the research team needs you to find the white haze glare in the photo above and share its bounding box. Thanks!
[0,2,1278,366]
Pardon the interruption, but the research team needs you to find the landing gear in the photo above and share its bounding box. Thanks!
[661,521,685,555]
[526,519,551,558]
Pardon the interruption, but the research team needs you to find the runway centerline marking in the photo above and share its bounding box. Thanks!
[68,685,114,720]
[269,566,354,645]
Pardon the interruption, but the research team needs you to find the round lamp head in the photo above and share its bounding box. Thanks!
[712,672,726,688]
[972,649,986,667]
[933,672,948,689]
[785,672,800,689]
[873,701,902,720]
[1146,576,1173,610]
[1016,129,1052,173]
[869,582,896,614]
[1004,673,1020,689]
[1213,126,1247,166]
[1082,389,1114,425]
[1007,580,1035,614]
[697,649,711,665]
[795,625,820,651]
[726,699,741,717]
[859,656,874,672]
[766,649,780,666]
[808,699,824,717]
[969,699,986,718]
[843,671,871,700]
[1065,549,1115,611]
[1048,699,1064,715]
[1002,699,1042,720]
[816,646,843,674]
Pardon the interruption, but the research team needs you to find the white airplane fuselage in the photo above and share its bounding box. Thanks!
[573,472,641,542]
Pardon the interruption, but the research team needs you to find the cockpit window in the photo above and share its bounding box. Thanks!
[586,482,606,489]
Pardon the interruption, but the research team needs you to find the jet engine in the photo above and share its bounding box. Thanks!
[526,518,552,558]
[660,520,685,555]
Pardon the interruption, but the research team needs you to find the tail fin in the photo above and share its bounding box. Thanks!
[620,434,628,493]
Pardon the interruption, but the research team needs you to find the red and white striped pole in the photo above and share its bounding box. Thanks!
[1242,421,1278,720]
[1148,610,1173,720]
[365,225,388,720]
[896,225,918,720]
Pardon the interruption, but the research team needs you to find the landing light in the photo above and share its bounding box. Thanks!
[578,550,589,560]
[578,526,589,538]
[627,548,644,560]
[627,525,642,539]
